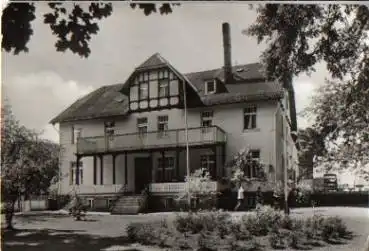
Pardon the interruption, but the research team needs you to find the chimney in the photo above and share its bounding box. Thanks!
[222,22,233,85]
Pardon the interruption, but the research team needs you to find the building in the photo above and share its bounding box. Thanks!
[50,23,298,213]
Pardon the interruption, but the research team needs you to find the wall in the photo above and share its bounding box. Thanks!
[58,99,283,194]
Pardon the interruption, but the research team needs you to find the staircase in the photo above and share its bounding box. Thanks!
[110,195,147,215]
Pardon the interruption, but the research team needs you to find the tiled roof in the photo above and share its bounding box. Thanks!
[136,53,167,70]
[50,54,285,124]
[184,63,266,95]
[201,81,284,106]
[50,84,128,124]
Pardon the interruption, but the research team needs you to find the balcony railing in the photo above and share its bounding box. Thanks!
[77,126,226,155]
[149,181,219,193]
[73,184,125,194]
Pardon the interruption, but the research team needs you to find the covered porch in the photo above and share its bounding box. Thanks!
[73,126,227,195]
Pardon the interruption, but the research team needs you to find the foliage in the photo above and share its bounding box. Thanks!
[126,220,172,248]
[177,168,219,210]
[68,193,89,221]
[297,127,325,180]
[227,148,268,185]
[127,207,351,250]
[1,102,60,229]
[320,216,349,241]
[2,3,178,57]
[241,205,284,236]
[247,4,369,178]
[174,210,232,234]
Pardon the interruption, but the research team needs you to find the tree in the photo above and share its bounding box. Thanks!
[227,148,268,186]
[296,127,326,181]
[177,168,219,211]
[1,103,60,229]
[2,2,177,58]
[247,4,369,177]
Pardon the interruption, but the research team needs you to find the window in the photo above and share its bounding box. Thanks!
[71,127,81,144]
[157,157,174,182]
[158,79,169,97]
[104,121,115,137]
[157,115,168,137]
[200,153,216,178]
[70,161,83,185]
[137,117,148,136]
[205,80,216,95]
[245,150,260,178]
[243,106,257,130]
[201,111,213,133]
[139,82,148,100]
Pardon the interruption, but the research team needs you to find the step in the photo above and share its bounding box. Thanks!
[110,195,145,215]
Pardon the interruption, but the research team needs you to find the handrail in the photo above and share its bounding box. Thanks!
[79,125,224,140]
[77,126,226,154]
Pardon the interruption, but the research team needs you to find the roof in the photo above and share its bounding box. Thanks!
[50,84,128,124]
[136,53,167,70]
[50,53,286,124]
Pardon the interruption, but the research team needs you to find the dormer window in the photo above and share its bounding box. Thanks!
[205,80,216,95]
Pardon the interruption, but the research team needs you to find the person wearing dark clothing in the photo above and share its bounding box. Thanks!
[255,186,263,207]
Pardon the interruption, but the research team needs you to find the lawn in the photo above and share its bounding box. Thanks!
[1,207,368,251]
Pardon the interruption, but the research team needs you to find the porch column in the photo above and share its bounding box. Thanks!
[124,152,128,186]
[161,151,165,182]
[93,156,97,185]
[176,149,180,181]
[150,151,155,182]
[212,145,217,179]
[112,154,116,185]
[76,155,81,185]
[99,155,104,185]
[222,144,226,177]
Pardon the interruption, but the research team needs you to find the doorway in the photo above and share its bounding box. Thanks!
[134,157,152,194]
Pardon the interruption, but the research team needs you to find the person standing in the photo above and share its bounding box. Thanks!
[255,186,263,208]
[234,183,245,211]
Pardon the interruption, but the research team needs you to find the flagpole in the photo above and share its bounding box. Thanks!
[183,81,191,208]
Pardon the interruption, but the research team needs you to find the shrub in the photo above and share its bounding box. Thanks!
[126,220,171,247]
[279,215,294,230]
[321,216,348,241]
[287,230,305,249]
[174,210,232,234]
[268,229,286,249]
[241,205,283,236]
[197,231,235,251]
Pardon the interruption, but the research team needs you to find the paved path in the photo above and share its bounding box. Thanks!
[2,207,369,251]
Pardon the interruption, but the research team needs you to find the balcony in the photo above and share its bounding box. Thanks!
[73,184,125,194]
[77,126,226,155]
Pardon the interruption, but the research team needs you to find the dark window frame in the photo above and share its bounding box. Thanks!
[243,105,257,130]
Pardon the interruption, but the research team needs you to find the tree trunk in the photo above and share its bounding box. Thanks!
[5,200,16,230]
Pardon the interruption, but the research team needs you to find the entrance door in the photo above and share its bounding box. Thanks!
[134,157,152,194]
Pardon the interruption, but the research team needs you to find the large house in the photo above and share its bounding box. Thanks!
[50,23,298,213]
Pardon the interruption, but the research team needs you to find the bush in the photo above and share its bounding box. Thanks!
[321,216,348,241]
[197,231,235,251]
[287,230,305,249]
[268,229,286,249]
[174,210,232,234]
[126,220,171,247]
[241,205,283,236]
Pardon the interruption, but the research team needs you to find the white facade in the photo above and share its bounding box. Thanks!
[57,98,298,195]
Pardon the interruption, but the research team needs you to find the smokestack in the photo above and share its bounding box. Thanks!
[222,22,233,85]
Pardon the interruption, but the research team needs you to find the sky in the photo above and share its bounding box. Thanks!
[2,2,327,143]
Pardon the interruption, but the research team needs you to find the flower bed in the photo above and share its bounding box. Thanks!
[126,206,353,250]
